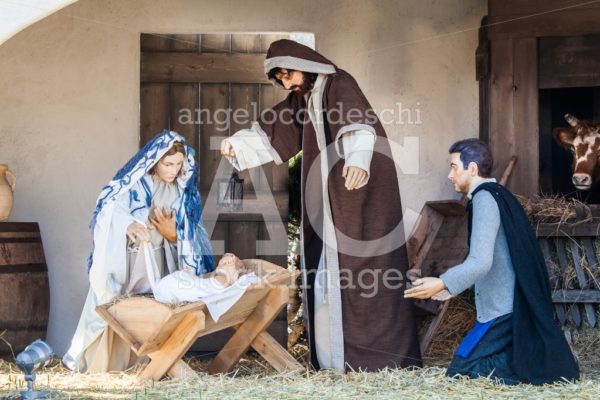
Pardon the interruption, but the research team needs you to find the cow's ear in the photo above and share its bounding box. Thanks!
[554,128,576,150]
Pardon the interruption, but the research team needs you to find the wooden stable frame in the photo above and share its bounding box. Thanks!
[96,259,303,381]
[478,1,600,198]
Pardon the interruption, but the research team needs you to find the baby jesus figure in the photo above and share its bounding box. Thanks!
[154,253,259,321]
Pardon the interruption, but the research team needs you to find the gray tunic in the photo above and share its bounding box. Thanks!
[440,179,516,322]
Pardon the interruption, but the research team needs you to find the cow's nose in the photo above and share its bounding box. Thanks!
[573,173,592,188]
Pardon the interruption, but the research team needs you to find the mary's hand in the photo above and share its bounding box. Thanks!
[150,208,177,243]
[126,221,151,243]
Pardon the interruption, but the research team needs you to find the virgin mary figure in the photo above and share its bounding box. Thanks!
[63,130,214,372]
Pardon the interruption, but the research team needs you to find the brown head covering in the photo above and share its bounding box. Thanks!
[264,39,337,76]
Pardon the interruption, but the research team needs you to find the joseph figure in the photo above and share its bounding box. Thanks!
[221,39,421,371]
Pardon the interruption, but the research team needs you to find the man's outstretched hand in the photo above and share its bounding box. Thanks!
[404,277,447,300]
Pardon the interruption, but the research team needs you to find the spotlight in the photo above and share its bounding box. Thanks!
[16,339,54,400]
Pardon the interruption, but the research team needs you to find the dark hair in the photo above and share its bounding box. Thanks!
[267,67,318,88]
[148,141,186,175]
[448,138,493,178]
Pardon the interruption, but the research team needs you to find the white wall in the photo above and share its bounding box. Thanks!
[0,0,486,354]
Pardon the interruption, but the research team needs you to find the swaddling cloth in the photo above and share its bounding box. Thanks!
[154,270,260,321]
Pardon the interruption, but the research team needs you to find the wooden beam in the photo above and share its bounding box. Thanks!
[539,34,600,89]
[511,37,538,198]
[419,300,450,356]
[248,330,304,373]
[140,312,205,381]
[556,238,582,327]
[488,39,515,191]
[488,9,600,40]
[95,306,141,353]
[489,0,600,17]
[552,290,600,303]
[567,241,597,326]
[141,52,268,83]
[534,222,600,237]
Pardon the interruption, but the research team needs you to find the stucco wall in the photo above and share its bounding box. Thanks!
[0,0,486,354]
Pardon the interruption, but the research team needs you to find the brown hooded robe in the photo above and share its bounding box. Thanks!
[259,40,421,371]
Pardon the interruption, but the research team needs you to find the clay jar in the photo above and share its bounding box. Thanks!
[0,164,16,222]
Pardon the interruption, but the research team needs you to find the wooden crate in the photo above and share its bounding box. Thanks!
[536,221,600,328]
[407,200,469,279]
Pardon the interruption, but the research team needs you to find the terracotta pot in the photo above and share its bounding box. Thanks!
[0,164,16,222]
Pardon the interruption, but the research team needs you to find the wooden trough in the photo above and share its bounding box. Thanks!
[96,259,303,381]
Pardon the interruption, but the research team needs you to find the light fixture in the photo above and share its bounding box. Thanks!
[217,172,244,211]
[16,339,54,399]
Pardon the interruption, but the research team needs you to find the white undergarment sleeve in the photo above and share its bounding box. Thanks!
[340,129,376,188]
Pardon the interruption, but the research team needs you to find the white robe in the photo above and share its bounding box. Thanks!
[63,176,179,372]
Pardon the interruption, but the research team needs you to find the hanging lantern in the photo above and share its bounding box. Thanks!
[217,172,244,211]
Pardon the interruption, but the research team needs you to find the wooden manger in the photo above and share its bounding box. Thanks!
[96,259,303,381]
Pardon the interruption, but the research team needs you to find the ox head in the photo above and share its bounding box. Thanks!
[554,114,600,191]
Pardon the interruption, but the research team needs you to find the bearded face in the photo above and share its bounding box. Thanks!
[273,69,315,95]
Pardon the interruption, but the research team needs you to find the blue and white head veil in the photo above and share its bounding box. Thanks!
[88,130,215,276]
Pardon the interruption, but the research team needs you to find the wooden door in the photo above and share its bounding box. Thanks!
[140,33,290,351]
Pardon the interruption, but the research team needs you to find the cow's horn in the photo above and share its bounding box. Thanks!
[565,113,580,127]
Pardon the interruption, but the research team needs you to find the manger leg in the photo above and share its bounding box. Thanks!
[207,286,288,374]
[250,330,304,372]
[139,312,204,381]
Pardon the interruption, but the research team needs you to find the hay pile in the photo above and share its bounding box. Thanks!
[516,194,594,225]
[1,351,600,399]
[420,295,476,366]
